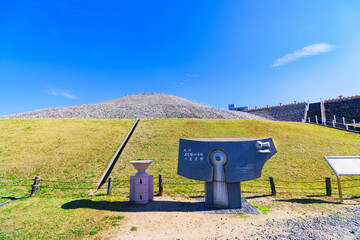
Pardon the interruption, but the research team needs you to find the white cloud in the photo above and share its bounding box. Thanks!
[45,89,77,99]
[46,89,59,96]
[271,43,337,67]
[60,92,76,99]
[185,73,199,78]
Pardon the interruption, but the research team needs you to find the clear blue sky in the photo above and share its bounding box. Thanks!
[1,1,360,116]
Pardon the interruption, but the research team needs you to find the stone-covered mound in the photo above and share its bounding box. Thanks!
[2,94,268,120]
[244,103,308,122]
[325,98,360,122]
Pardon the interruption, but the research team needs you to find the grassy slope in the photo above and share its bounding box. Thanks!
[118,119,360,190]
[0,118,134,180]
[1,118,360,239]
[0,119,135,239]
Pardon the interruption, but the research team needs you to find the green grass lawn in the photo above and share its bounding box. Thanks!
[0,119,135,239]
[117,119,360,194]
[1,118,360,239]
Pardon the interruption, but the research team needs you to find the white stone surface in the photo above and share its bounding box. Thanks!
[325,156,360,176]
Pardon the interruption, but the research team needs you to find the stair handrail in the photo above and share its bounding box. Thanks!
[302,101,310,123]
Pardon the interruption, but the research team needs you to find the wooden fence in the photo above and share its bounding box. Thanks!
[2,175,360,199]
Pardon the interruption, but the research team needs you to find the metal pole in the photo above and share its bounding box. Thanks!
[308,117,310,123]
[332,120,335,128]
[315,115,318,124]
[95,119,140,192]
[343,117,345,126]
[333,115,336,122]
[337,176,343,203]
[353,119,356,129]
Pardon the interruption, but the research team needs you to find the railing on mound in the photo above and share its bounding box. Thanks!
[324,95,360,103]
[243,101,307,112]
[2,175,360,199]
[307,114,360,134]
[302,102,310,123]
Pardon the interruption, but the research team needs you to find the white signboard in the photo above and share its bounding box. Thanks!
[325,156,360,176]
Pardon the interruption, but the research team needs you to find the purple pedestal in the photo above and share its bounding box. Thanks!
[129,160,154,204]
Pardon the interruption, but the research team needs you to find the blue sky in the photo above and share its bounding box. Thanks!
[1,1,360,116]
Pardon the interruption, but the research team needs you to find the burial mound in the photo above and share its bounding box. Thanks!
[2,94,268,120]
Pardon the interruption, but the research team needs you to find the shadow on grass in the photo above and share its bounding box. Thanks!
[61,199,206,212]
[277,198,341,204]
[0,197,19,200]
[0,196,25,207]
[189,195,205,199]
[245,194,272,199]
[305,195,326,198]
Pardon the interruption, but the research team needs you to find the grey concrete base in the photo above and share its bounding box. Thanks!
[194,198,261,214]
[121,196,260,214]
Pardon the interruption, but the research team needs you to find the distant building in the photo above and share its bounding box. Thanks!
[228,104,236,110]
[228,104,249,111]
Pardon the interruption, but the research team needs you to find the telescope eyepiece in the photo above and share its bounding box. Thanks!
[209,150,227,165]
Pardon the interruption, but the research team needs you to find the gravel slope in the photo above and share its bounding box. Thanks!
[248,207,360,239]
[2,94,268,120]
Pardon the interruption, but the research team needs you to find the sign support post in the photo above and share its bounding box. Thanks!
[325,156,360,203]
